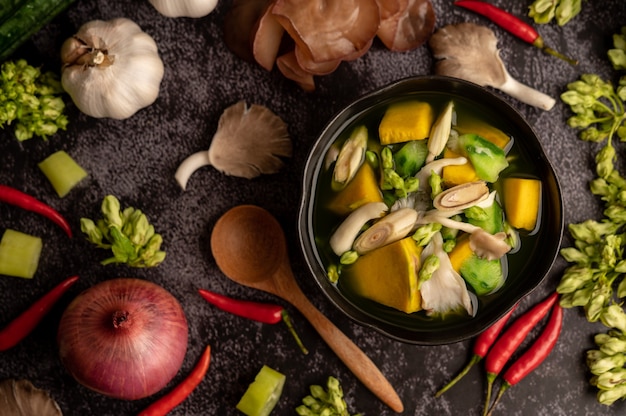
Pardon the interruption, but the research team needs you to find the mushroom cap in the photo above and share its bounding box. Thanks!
[428,22,507,88]
[271,0,380,64]
[376,0,436,52]
[208,101,292,179]
[0,379,62,416]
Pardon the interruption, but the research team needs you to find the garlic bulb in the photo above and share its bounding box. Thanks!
[148,0,219,18]
[61,18,164,119]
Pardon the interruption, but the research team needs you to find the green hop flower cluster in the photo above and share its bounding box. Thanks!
[588,329,626,405]
[528,0,582,26]
[0,59,68,141]
[80,195,166,268]
[608,27,626,71]
[558,28,626,405]
[379,147,420,199]
[561,74,626,144]
[296,377,362,416]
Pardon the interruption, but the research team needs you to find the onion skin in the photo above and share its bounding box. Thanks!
[57,278,188,400]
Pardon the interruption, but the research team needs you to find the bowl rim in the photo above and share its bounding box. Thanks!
[297,75,564,345]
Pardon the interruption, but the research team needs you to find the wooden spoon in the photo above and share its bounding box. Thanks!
[210,205,404,413]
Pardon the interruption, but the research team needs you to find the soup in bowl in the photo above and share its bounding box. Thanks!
[298,76,564,345]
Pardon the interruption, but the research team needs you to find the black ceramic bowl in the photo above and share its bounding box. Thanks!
[298,76,564,345]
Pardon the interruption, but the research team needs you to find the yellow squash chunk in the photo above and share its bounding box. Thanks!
[378,101,434,145]
[503,177,542,231]
[343,237,423,313]
[442,148,479,187]
[327,163,383,216]
[455,117,511,149]
[447,234,473,273]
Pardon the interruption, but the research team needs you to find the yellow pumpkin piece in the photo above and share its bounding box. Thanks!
[327,163,383,216]
[502,177,542,231]
[442,148,479,186]
[343,237,423,313]
[378,101,434,145]
[447,234,473,273]
[455,117,511,149]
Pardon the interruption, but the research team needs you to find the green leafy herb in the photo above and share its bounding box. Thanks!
[557,29,626,405]
[528,0,582,26]
[80,195,166,267]
[295,376,361,416]
[0,59,68,141]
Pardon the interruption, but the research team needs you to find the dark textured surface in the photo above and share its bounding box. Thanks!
[1,1,625,415]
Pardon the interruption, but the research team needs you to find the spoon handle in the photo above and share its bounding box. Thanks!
[277,265,404,413]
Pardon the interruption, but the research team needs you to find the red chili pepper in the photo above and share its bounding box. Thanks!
[481,292,558,416]
[138,345,211,416]
[0,184,73,238]
[0,275,79,351]
[435,304,517,397]
[454,0,578,66]
[198,289,308,354]
[486,303,563,416]
[198,288,283,324]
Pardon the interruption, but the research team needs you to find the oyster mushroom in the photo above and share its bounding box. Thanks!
[429,22,556,111]
[419,232,474,316]
[420,209,511,260]
[0,379,62,416]
[175,101,292,189]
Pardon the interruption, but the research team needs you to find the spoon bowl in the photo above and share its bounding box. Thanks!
[210,205,404,413]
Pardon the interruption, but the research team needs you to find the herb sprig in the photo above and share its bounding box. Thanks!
[0,59,68,141]
[557,28,626,405]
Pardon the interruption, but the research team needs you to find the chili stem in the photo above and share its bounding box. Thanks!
[486,303,563,416]
[281,309,309,355]
[0,275,79,351]
[482,292,558,416]
[436,305,517,397]
[455,0,578,66]
[138,345,211,416]
[198,289,308,354]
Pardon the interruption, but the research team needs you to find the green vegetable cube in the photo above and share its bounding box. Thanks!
[236,365,286,416]
[38,150,88,198]
[0,229,43,279]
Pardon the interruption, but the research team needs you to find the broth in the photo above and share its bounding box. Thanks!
[311,91,543,325]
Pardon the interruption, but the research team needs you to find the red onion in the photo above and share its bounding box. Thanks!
[57,278,188,400]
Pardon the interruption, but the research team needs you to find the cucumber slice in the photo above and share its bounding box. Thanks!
[0,229,42,279]
[236,365,286,416]
[38,151,88,198]
[456,134,509,182]
[393,140,428,177]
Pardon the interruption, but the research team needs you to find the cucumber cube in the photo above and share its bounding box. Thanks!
[0,229,43,279]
